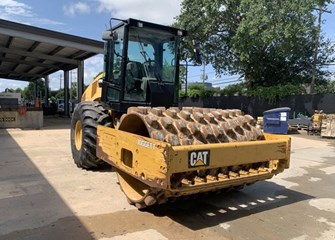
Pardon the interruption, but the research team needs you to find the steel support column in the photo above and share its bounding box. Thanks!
[34,81,38,98]
[64,70,70,116]
[77,60,84,101]
[44,75,49,107]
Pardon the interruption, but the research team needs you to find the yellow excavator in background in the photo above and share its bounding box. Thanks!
[70,18,291,209]
[309,110,326,135]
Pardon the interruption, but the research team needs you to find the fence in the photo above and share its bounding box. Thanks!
[180,93,335,118]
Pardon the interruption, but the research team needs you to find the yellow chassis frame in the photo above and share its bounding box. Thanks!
[96,126,291,195]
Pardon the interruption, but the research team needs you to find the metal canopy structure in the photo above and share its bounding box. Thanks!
[0,18,104,115]
[0,19,103,81]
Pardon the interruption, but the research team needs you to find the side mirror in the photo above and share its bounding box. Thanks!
[102,30,118,41]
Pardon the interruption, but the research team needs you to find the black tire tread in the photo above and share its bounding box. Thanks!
[71,101,112,169]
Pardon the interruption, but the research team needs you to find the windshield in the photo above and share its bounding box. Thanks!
[128,26,178,82]
[124,26,179,101]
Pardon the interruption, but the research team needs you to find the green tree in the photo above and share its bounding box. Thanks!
[50,82,80,101]
[188,83,215,98]
[55,89,64,100]
[4,88,22,93]
[179,65,187,89]
[247,84,306,104]
[14,88,22,93]
[21,79,46,100]
[70,82,78,99]
[315,80,335,93]
[176,0,334,89]
[220,83,245,96]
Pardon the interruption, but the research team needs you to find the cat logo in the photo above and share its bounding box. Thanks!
[188,150,210,168]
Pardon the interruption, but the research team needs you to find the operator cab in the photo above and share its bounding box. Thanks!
[101,18,186,113]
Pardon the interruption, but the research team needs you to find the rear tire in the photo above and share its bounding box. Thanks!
[70,101,112,169]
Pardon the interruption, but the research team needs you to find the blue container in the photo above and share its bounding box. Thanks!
[263,107,291,134]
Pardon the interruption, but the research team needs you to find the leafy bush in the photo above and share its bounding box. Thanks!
[220,83,245,96]
[247,84,305,103]
[315,81,335,94]
[182,80,326,103]
[179,90,187,98]
[187,89,200,98]
[187,83,215,98]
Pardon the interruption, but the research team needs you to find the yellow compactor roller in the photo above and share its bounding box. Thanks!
[71,18,291,209]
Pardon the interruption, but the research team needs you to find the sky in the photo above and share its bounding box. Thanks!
[0,0,334,92]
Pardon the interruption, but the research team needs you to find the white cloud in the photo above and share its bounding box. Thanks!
[84,55,104,85]
[96,0,182,25]
[0,80,28,92]
[0,0,33,19]
[0,0,29,8]
[0,0,64,26]
[46,55,103,91]
[64,2,91,16]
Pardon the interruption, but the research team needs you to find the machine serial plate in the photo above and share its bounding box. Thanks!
[137,139,156,149]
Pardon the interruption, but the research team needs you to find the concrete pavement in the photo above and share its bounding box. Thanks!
[0,117,334,240]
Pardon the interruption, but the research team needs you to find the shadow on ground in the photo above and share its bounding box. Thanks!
[0,129,93,240]
[146,181,314,231]
[42,116,71,130]
[39,180,315,240]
